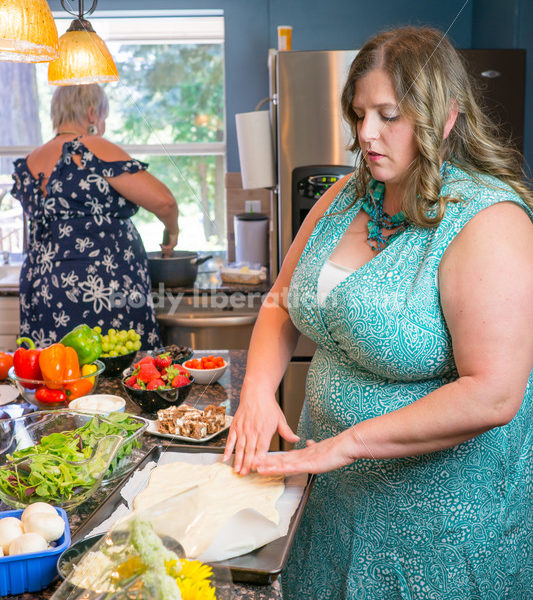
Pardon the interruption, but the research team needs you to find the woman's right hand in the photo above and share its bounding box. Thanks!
[160,229,178,258]
[223,390,300,476]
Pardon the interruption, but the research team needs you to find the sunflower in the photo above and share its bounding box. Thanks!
[166,558,216,600]
[178,560,213,582]
[176,577,217,600]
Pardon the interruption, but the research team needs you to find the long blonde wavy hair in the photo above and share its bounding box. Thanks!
[340,26,533,227]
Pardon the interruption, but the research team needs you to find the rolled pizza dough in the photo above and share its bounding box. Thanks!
[133,460,285,558]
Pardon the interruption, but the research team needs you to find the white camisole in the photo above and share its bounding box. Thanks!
[317,259,355,304]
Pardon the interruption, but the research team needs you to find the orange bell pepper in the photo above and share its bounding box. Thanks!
[63,346,80,380]
[65,378,93,401]
[39,343,67,390]
[38,344,80,389]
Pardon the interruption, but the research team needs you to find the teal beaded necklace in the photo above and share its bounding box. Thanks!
[361,180,408,251]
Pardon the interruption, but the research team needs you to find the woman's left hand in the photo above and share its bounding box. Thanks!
[256,429,359,475]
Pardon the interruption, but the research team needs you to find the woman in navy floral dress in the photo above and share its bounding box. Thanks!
[11,84,178,348]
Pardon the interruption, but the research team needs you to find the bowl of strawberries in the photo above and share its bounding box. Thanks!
[120,353,194,414]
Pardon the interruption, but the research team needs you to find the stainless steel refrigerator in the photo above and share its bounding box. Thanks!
[268,48,526,447]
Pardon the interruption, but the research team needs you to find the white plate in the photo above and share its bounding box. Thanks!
[0,385,19,406]
[146,414,232,443]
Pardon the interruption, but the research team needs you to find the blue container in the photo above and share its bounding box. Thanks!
[0,507,70,596]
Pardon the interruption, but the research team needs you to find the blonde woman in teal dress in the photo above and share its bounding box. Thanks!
[224,26,533,599]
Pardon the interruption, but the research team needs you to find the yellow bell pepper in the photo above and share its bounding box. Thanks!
[82,363,98,385]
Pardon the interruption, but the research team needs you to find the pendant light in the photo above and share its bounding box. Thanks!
[0,0,59,62]
[48,0,119,85]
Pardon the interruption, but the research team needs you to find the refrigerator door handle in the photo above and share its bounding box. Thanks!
[481,69,501,78]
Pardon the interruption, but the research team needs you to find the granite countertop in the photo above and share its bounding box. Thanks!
[1,350,282,600]
[0,263,271,297]
[0,279,270,297]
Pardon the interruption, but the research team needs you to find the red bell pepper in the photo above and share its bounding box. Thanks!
[35,388,67,404]
[13,338,42,389]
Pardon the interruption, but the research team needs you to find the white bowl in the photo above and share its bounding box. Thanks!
[68,394,126,415]
[183,361,228,385]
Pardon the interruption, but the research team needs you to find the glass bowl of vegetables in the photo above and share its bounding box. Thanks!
[0,410,148,510]
[7,360,105,408]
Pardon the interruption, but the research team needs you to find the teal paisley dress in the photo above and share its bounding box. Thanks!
[282,163,533,599]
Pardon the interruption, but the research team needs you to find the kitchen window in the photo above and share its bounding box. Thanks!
[0,11,225,255]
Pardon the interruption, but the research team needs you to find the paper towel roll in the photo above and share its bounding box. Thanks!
[235,110,276,189]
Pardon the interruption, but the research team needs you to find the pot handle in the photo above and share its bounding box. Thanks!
[190,254,213,266]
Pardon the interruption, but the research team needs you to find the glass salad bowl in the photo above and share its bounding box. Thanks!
[7,360,105,408]
[0,410,148,510]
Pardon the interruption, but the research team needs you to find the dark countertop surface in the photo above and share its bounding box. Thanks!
[0,267,270,297]
[0,287,18,297]
[162,269,270,295]
[1,350,283,600]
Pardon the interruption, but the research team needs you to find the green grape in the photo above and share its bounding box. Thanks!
[98,327,139,357]
[93,325,101,334]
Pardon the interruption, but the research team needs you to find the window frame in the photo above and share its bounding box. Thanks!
[0,11,227,254]
[0,11,226,160]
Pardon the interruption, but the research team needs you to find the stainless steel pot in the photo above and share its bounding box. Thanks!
[147,251,212,287]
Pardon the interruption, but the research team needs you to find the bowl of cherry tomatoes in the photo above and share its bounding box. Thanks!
[182,355,227,385]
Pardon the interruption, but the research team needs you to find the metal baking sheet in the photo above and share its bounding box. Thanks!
[74,444,314,585]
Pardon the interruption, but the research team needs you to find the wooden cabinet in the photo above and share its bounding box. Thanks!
[0,296,20,351]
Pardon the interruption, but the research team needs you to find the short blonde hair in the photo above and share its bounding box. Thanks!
[340,26,532,226]
[51,84,109,131]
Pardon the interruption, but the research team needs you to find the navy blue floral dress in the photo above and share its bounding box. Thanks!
[11,138,162,349]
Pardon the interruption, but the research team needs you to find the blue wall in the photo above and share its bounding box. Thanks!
[49,1,531,174]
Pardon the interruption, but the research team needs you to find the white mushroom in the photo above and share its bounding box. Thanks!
[23,512,65,542]
[8,532,48,556]
[0,517,24,554]
[21,502,57,526]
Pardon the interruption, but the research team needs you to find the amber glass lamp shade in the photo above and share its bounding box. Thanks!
[48,18,119,85]
[0,0,59,62]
